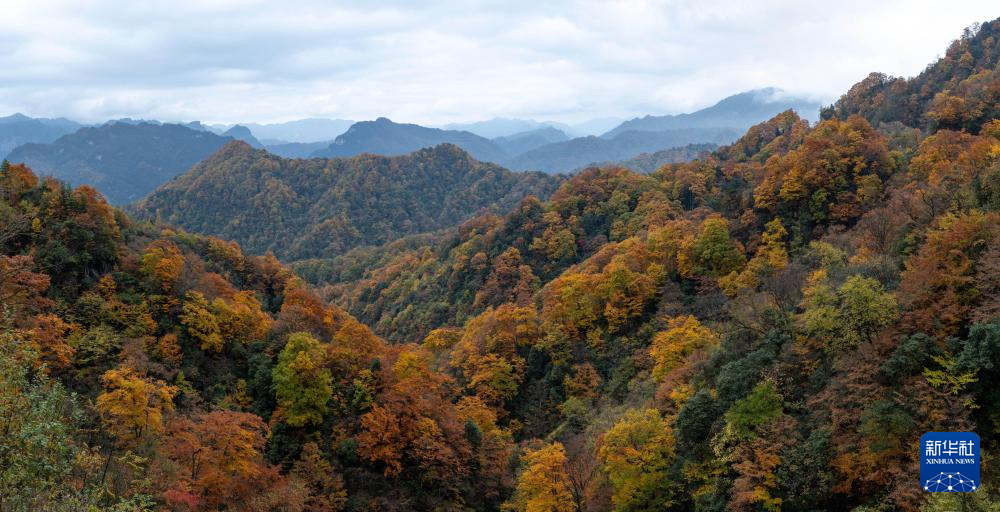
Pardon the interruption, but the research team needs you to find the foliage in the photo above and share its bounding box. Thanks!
[0,332,86,510]
[272,332,333,427]
[597,409,676,511]
[504,443,576,512]
[650,315,719,379]
[96,365,178,444]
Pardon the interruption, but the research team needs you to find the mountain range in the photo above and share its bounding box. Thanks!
[442,117,624,138]
[1,88,822,205]
[213,118,355,143]
[503,127,739,173]
[616,143,718,173]
[309,89,818,173]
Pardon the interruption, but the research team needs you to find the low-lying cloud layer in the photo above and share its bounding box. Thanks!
[1,0,995,124]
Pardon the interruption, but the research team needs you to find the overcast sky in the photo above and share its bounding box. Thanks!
[1,0,996,125]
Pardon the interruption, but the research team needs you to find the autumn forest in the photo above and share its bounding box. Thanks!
[2,13,1000,512]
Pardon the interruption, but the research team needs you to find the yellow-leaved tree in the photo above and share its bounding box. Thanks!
[96,365,177,444]
[650,315,719,380]
[180,291,224,352]
[598,408,676,511]
[504,442,576,512]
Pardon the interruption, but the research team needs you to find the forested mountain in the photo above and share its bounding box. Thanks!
[3,17,1000,512]
[602,88,821,138]
[823,19,1000,133]
[132,142,560,260]
[311,117,508,162]
[502,126,739,173]
[0,113,82,158]
[6,122,232,205]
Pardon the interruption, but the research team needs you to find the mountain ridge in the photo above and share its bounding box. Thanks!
[132,141,561,260]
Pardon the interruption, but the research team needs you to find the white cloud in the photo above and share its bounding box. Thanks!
[0,0,996,124]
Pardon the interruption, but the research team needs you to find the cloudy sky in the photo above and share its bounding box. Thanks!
[1,0,996,125]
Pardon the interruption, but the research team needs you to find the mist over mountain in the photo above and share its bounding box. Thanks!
[215,118,355,143]
[0,88,823,204]
[602,88,821,139]
[311,117,508,162]
[443,118,559,138]
[443,117,623,138]
[6,122,232,204]
[504,126,740,173]
[491,127,569,155]
[0,113,82,158]
[568,116,628,137]
[261,140,332,158]
[298,90,808,175]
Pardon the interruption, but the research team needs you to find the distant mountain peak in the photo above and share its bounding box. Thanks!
[602,88,821,139]
[0,113,32,123]
[314,118,506,162]
[222,125,264,148]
